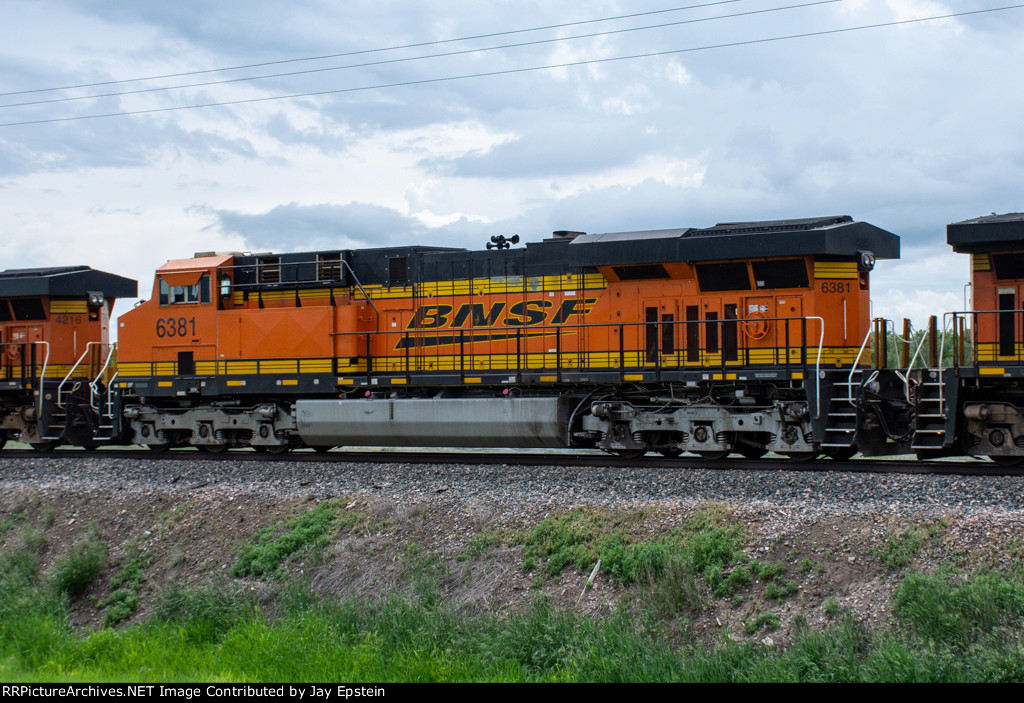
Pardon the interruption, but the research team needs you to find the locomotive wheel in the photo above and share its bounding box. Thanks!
[146,443,171,453]
[784,451,818,462]
[265,445,291,455]
[30,441,56,452]
[312,446,333,454]
[826,446,858,461]
[201,444,229,454]
[658,448,683,458]
[989,455,1024,466]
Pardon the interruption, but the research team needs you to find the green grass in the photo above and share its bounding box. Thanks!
[97,546,151,627]
[3,528,1024,681]
[49,524,108,598]
[877,522,947,570]
[232,499,359,578]
[744,611,781,635]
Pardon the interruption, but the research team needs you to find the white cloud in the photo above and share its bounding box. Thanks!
[1,0,1022,334]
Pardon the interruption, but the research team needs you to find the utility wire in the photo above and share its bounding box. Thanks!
[0,0,841,110]
[0,0,742,98]
[2,4,1020,128]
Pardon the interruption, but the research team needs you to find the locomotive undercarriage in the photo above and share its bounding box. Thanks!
[124,401,299,452]
[576,381,817,458]
[957,387,1024,465]
[580,399,816,459]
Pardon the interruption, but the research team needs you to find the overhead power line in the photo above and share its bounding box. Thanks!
[0,0,841,110]
[2,4,1021,128]
[0,0,743,98]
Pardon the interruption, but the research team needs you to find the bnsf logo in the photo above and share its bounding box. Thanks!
[408,299,597,330]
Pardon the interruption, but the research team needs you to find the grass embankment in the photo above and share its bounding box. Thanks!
[2,501,1024,682]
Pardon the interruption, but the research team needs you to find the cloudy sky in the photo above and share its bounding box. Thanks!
[2,0,1021,327]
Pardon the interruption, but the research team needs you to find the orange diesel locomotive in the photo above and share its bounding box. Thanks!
[0,266,136,450]
[112,215,906,458]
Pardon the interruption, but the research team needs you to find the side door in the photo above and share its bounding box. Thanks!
[643,299,680,365]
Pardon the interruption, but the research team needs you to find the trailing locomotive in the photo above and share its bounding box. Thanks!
[0,266,136,450]
[100,215,910,459]
[910,212,1024,465]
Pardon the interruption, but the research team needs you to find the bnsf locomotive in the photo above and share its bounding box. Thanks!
[3,212,1024,464]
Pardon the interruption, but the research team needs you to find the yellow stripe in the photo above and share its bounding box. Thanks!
[280,379,298,386]
[463,377,481,383]
[813,261,858,279]
[49,301,88,313]
[792,372,804,379]
[299,359,333,373]
[114,344,867,382]
[539,375,558,382]
[231,273,609,306]
[158,381,172,387]
[389,378,407,384]
[979,367,1006,375]
[226,380,245,386]
[973,253,991,272]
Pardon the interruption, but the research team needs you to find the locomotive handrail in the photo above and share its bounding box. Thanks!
[89,343,117,410]
[906,327,931,403]
[846,327,875,406]
[807,316,824,419]
[57,342,101,410]
[34,341,49,420]
[882,319,913,403]
[339,259,380,332]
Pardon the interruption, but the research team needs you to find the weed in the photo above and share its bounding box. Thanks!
[765,579,799,602]
[0,512,27,536]
[49,523,107,598]
[457,532,502,561]
[877,521,947,570]
[18,525,47,556]
[150,581,257,644]
[751,560,787,582]
[824,596,840,616]
[894,571,1024,649]
[159,503,191,530]
[98,545,151,627]
[233,499,355,578]
[744,611,781,635]
[513,507,641,578]
[800,558,824,575]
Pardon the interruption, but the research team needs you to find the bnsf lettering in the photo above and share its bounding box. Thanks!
[407,298,596,330]
[504,300,551,326]
[451,302,506,328]
[409,305,453,329]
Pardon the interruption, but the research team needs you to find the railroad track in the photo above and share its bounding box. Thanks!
[0,448,1018,477]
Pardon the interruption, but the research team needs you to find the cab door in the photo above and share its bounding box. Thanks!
[996,286,1023,359]
[643,299,680,365]
[776,296,805,364]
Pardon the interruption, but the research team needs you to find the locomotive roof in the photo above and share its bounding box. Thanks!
[948,212,1024,252]
[211,215,898,289]
[568,215,899,267]
[0,265,137,299]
